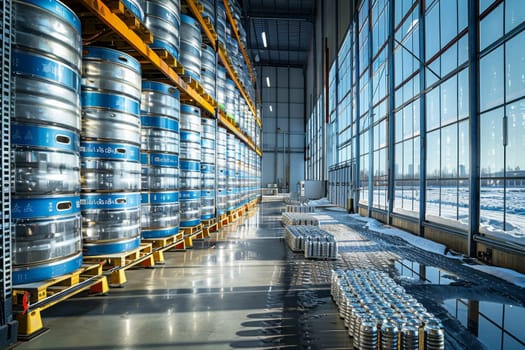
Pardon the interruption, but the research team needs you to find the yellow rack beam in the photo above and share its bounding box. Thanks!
[77,0,215,114]
[222,0,256,85]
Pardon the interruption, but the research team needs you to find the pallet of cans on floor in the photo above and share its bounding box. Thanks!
[285,204,315,213]
[281,212,319,226]
[285,226,337,259]
[331,269,445,350]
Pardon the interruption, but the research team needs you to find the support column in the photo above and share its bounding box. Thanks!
[387,0,395,224]
[468,0,480,257]
[418,2,427,237]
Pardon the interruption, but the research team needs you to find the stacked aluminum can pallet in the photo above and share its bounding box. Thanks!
[285,205,315,213]
[285,226,337,259]
[331,269,445,350]
[281,212,319,226]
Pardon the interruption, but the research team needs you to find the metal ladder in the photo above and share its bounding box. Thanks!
[0,0,18,346]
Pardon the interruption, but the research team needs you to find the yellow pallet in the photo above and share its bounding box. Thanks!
[13,264,108,339]
[141,232,185,263]
[182,225,204,248]
[83,243,155,287]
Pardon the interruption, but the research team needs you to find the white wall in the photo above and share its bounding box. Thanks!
[258,66,305,192]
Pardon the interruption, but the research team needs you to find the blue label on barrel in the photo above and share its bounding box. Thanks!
[20,0,82,33]
[14,51,80,91]
[80,193,140,210]
[201,138,215,149]
[200,163,215,173]
[83,46,141,73]
[12,124,79,152]
[12,195,80,219]
[81,141,139,161]
[141,191,179,204]
[180,219,201,227]
[179,190,200,200]
[180,130,200,143]
[142,81,180,98]
[81,91,140,115]
[141,115,179,132]
[180,160,200,171]
[140,152,179,167]
[201,190,215,197]
[141,226,179,239]
[181,104,200,115]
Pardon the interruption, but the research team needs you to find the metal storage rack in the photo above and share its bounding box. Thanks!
[67,0,261,156]
[0,0,18,346]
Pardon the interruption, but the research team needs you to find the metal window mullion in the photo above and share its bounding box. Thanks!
[419,0,427,236]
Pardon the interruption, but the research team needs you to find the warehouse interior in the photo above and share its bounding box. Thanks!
[1,0,525,349]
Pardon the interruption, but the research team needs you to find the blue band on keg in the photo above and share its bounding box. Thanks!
[80,192,141,210]
[180,130,200,143]
[14,51,80,91]
[12,195,80,219]
[180,104,200,115]
[150,40,179,60]
[141,115,179,132]
[121,0,144,21]
[21,0,81,33]
[81,141,139,161]
[83,236,141,256]
[141,191,179,204]
[217,209,226,216]
[12,124,79,152]
[81,91,140,115]
[181,14,199,26]
[180,160,200,172]
[200,213,215,220]
[82,46,141,74]
[141,226,179,239]
[179,190,200,200]
[142,81,180,98]
[201,190,215,197]
[141,152,179,167]
[183,70,201,82]
[13,253,82,285]
[200,163,215,173]
[180,219,201,227]
[201,138,215,149]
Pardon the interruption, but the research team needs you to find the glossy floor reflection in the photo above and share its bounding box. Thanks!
[17,199,350,350]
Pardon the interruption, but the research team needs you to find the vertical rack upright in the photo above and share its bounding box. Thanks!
[0,0,17,345]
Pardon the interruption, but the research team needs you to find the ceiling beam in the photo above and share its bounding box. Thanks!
[255,60,305,69]
[245,12,314,22]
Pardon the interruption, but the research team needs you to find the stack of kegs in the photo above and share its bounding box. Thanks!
[11,0,83,283]
[200,116,216,221]
[216,2,227,47]
[201,45,216,99]
[80,47,142,255]
[200,0,214,27]
[180,14,202,81]
[179,104,202,228]
[225,79,236,121]
[140,81,180,238]
[226,133,237,212]
[216,65,227,110]
[144,0,180,59]
[216,127,228,216]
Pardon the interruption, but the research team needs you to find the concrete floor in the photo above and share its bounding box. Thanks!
[16,196,525,349]
[17,198,351,350]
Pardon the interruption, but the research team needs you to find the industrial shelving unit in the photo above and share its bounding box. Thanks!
[0,0,18,346]
[67,0,261,156]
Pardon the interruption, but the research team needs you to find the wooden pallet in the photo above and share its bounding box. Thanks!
[13,264,108,339]
[106,0,152,43]
[181,224,204,248]
[152,48,184,75]
[83,243,155,287]
[201,219,218,238]
[218,214,229,228]
[142,232,185,263]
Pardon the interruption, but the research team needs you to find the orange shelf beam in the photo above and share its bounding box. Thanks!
[76,0,215,114]
[184,0,217,51]
[222,0,256,85]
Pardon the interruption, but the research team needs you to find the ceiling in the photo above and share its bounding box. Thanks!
[240,0,316,68]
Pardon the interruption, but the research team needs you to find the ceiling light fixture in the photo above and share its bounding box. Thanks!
[266,76,271,87]
[261,31,267,48]
[269,105,273,112]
